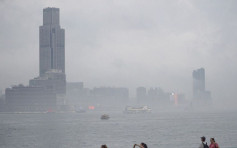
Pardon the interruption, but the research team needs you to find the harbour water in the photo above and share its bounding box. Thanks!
[0,110,237,148]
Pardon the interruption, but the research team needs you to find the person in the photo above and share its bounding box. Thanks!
[199,136,209,148]
[101,144,108,148]
[133,142,148,148]
[209,138,220,148]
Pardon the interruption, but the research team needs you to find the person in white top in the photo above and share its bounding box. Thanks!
[199,136,208,148]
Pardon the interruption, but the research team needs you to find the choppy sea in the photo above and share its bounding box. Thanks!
[0,110,237,148]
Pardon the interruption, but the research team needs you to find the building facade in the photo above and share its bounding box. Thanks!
[136,87,147,102]
[30,69,66,94]
[193,68,205,97]
[35,7,66,94]
[5,85,57,112]
[3,7,66,112]
[192,68,211,101]
[39,7,65,76]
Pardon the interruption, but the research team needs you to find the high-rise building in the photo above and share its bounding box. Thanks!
[39,7,65,76]
[3,7,67,112]
[193,68,205,98]
[31,7,66,94]
[192,68,211,100]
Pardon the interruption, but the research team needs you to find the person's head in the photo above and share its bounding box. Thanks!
[101,144,107,148]
[210,138,215,143]
[201,136,206,142]
[140,143,147,148]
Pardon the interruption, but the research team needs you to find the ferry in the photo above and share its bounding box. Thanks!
[124,106,152,114]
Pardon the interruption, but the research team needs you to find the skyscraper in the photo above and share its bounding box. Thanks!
[3,7,66,112]
[193,68,205,97]
[30,7,66,94]
[39,7,65,76]
[192,68,211,101]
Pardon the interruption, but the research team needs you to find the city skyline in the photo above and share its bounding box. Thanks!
[0,1,237,107]
[1,2,237,148]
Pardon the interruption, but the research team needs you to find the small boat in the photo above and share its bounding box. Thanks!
[101,114,110,120]
[124,106,152,114]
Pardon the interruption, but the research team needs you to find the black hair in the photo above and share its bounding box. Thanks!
[141,143,148,148]
[211,138,215,142]
[201,137,206,141]
[101,144,107,148]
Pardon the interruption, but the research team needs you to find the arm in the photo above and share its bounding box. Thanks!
[133,144,143,148]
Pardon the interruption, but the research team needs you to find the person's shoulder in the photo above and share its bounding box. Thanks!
[199,143,204,148]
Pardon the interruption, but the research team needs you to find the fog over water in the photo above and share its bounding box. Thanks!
[1,1,237,147]
[1,0,237,108]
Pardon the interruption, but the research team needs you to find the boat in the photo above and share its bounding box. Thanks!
[124,106,152,114]
[101,114,110,120]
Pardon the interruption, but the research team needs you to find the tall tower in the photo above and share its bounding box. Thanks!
[193,68,205,92]
[193,68,206,99]
[39,7,65,76]
[30,7,66,95]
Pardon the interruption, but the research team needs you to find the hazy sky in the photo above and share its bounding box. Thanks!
[0,0,237,102]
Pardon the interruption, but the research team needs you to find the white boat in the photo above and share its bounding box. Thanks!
[101,114,110,120]
[124,106,152,114]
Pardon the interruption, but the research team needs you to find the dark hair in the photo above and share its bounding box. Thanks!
[101,144,107,148]
[141,143,148,148]
[211,138,215,142]
[201,137,206,141]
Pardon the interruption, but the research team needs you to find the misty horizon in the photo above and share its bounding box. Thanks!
[1,1,237,107]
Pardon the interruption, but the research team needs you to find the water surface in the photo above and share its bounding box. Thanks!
[0,111,237,148]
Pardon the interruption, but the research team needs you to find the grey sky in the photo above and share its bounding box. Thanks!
[0,0,237,104]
